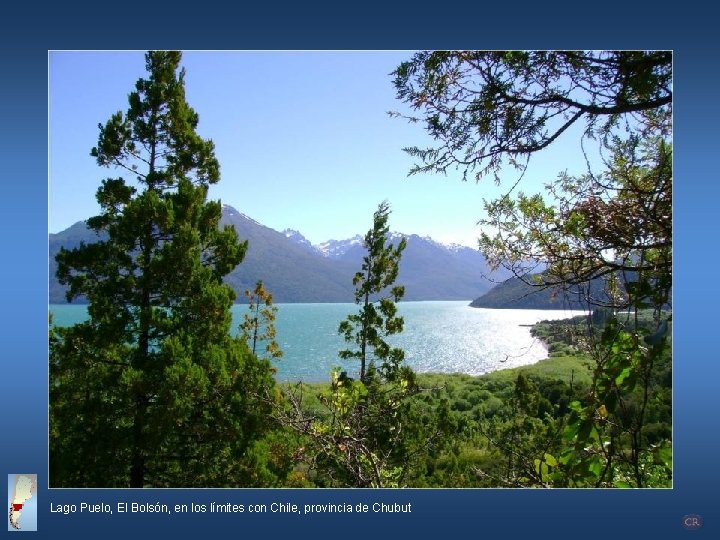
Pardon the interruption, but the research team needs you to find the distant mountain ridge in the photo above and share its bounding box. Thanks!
[469,273,609,310]
[316,235,365,259]
[281,228,316,253]
[49,204,507,304]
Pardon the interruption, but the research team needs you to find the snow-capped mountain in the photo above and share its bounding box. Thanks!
[282,229,316,253]
[221,203,261,226]
[316,235,365,258]
[294,230,510,300]
[50,205,508,303]
[421,236,473,253]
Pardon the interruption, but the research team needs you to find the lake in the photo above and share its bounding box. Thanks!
[49,301,585,382]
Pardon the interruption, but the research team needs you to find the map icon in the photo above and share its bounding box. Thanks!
[7,474,37,532]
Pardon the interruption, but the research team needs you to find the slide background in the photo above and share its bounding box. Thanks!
[2,2,717,538]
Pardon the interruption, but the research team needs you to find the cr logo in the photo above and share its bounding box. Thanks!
[682,515,703,530]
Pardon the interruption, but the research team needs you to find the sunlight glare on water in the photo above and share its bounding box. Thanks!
[50,301,586,382]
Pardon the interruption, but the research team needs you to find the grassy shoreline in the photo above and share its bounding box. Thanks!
[284,316,593,392]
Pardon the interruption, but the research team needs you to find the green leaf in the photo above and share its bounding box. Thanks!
[577,420,593,443]
[614,481,631,488]
[615,367,631,386]
[654,443,672,468]
[559,449,575,465]
[568,400,583,413]
[588,457,602,477]
[562,421,579,442]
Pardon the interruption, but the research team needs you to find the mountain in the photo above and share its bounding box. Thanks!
[308,233,506,301]
[316,235,365,259]
[469,273,608,310]
[397,236,494,301]
[48,221,106,304]
[219,205,352,302]
[281,228,316,254]
[49,205,502,304]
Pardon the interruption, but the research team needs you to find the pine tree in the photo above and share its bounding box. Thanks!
[339,201,407,382]
[50,51,275,487]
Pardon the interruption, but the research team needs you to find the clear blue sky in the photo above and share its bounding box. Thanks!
[49,51,595,247]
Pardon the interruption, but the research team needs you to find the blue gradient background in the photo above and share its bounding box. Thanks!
[1,2,718,539]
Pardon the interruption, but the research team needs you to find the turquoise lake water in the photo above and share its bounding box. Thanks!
[49,301,585,382]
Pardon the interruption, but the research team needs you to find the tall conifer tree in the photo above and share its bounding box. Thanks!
[339,201,406,382]
[50,51,275,487]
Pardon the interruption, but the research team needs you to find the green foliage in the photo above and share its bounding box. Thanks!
[392,50,671,182]
[268,335,669,488]
[474,311,672,488]
[478,137,672,311]
[391,50,671,488]
[276,363,440,488]
[548,314,672,488]
[339,201,407,381]
[50,51,275,487]
[386,312,670,488]
[394,51,671,313]
[238,429,310,487]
